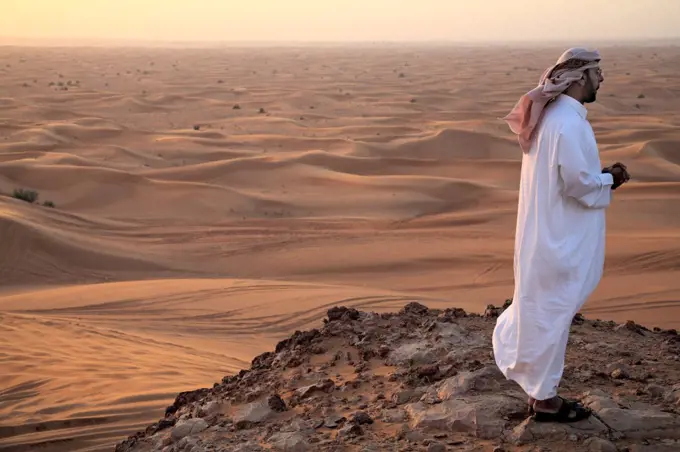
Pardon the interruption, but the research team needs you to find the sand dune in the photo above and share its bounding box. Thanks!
[1,44,680,451]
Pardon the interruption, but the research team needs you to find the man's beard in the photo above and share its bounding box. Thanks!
[584,78,598,103]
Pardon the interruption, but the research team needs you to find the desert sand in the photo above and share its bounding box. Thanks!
[0,44,679,451]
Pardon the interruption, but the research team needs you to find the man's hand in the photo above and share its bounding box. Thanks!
[602,162,630,190]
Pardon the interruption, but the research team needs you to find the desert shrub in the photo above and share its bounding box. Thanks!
[43,200,55,208]
[12,188,38,203]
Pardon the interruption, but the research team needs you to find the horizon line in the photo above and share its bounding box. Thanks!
[3,36,680,49]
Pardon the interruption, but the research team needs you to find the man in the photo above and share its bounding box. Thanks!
[492,48,630,423]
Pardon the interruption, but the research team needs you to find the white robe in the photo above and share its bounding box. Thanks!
[492,94,614,400]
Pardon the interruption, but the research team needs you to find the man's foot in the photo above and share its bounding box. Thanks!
[533,396,562,413]
[532,396,591,423]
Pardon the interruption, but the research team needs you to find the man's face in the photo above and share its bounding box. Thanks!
[583,67,604,103]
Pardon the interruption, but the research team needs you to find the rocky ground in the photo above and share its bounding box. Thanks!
[115,301,680,452]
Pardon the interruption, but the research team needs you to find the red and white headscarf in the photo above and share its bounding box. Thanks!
[503,47,601,153]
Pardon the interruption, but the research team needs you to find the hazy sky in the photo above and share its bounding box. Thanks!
[3,0,680,43]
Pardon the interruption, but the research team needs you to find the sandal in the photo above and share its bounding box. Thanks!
[533,397,592,423]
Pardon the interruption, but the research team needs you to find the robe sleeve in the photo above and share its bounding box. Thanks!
[556,127,613,209]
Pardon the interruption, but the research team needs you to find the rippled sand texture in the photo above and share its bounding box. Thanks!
[1,45,679,451]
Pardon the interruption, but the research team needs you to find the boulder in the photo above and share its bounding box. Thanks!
[583,437,618,452]
[381,409,407,423]
[406,395,525,439]
[584,391,680,439]
[437,366,503,399]
[597,407,680,439]
[388,341,437,366]
[268,432,309,451]
[170,418,208,441]
[406,400,477,433]
[233,400,275,429]
[509,417,608,445]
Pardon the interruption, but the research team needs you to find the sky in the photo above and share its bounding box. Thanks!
[2,0,680,44]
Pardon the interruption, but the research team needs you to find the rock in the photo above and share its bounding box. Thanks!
[283,419,316,434]
[415,364,440,378]
[509,417,608,445]
[484,304,503,318]
[153,433,173,449]
[327,306,360,322]
[338,423,363,438]
[392,389,425,405]
[403,430,426,442]
[664,388,680,405]
[437,366,503,399]
[377,345,391,358]
[268,394,287,412]
[607,361,633,380]
[646,384,667,398]
[406,401,476,433]
[616,320,647,335]
[585,343,599,353]
[596,407,680,439]
[381,409,407,423]
[323,413,346,428]
[195,400,221,417]
[438,308,467,322]
[176,436,200,451]
[268,432,309,451]
[436,322,475,345]
[474,395,528,439]
[582,390,621,411]
[427,442,447,452]
[351,411,373,425]
[401,302,429,315]
[611,368,631,379]
[113,304,680,452]
[294,380,336,400]
[629,445,680,452]
[171,418,208,440]
[419,388,442,405]
[584,437,618,452]
[233,400,275,429]
[607,362,633,377]
[388,341,437,366]
[232,444,265,452]
[407,393,526,440]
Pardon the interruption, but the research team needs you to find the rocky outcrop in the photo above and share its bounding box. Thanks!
[115,301,680,452]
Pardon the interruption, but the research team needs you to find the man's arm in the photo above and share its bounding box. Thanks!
[555,128,613,209]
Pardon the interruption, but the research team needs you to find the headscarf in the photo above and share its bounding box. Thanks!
[503,47,601,153]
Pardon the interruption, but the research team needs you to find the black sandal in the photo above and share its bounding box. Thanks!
[533,397,591,423]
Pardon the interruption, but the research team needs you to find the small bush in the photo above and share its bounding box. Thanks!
[12,188,39,203]
[637,93,645,99]
[43,200,55,208]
